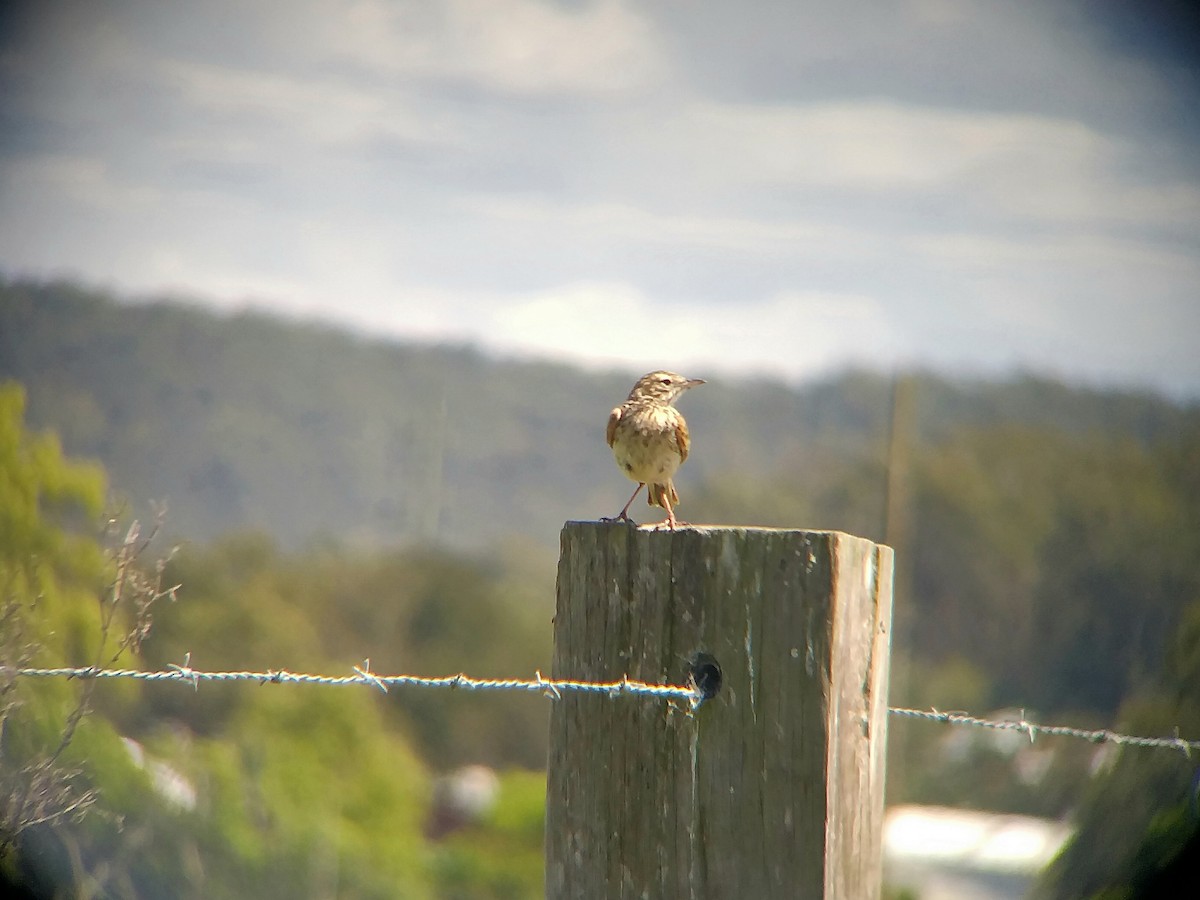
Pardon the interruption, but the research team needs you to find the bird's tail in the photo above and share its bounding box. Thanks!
[647,481,679,509]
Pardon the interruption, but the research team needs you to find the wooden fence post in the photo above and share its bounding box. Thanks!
[545,523,894,899]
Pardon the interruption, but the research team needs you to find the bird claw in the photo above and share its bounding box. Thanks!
[650,518,686,531]
[600,512,637,526]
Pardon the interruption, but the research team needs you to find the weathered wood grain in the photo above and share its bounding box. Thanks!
[545,522,893,900]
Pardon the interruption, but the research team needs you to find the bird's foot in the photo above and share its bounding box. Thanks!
[650,517,687,531]
[600,511,637,526]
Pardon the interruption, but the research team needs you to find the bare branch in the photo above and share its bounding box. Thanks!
[1,504,179,851]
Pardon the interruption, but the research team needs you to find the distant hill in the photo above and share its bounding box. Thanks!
[2,277,1196,550]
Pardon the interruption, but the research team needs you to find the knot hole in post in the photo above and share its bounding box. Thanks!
[687,651,722,703]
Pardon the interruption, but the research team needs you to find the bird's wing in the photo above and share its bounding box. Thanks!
[675,418,690,463]
[606,407,623,447]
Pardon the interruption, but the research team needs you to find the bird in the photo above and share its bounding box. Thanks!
[604,370,705,530]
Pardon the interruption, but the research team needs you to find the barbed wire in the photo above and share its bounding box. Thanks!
[7,661,1198,755]
[7,659,701,706]
[888,706,1198,755]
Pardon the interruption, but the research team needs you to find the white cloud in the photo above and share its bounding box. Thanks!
[2,155,158,211]
[906,229,1200,277]
[157,58,463,153]
[654,101,1124,202]
[463,195,840,254]
[486,283,655,367]
[332,0,667,96]
[484,283,903,380]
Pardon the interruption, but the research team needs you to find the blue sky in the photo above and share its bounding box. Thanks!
[2,0,1199,395]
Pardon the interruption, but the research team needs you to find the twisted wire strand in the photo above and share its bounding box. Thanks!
[8,663,701,705]
[888,706,1199,754]
[8,664,1198,753]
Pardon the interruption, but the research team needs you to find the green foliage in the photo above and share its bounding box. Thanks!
[140,538,553,770]
[1,382,113,852]
[0,381,105,598]
[1,386,553,898]
[901,426,1193,714]
[431,770,545,900]
[183,687,433,900]
[14,532,556,899]
[1034,598,1200,898]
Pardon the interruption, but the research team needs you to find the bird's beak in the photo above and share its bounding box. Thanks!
[686,378,706,389]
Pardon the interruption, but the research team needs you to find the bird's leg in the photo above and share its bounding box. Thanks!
[648,482,686,532]
[618,483,645,521]
[602,483,645,524]
[652,492,680,531]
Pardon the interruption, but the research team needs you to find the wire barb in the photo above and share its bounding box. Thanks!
[353,659,388,694]
[167,652,199,690]
[534,670,561,701]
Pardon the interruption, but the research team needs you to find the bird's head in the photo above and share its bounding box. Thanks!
[627,370,706,405]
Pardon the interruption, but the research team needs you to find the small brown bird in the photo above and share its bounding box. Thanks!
[605,370,705,530]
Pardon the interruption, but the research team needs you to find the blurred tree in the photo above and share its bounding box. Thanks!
[1035,597,1200,898]
[144,538,554,771]
[0,385,545,898]
[1,382,110,852]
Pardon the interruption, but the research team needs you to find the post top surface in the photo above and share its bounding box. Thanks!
[563,520,887,546]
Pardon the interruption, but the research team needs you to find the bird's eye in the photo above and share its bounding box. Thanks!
[659,376,672,384]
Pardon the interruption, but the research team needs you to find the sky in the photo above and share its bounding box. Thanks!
[2,0,1199,395]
